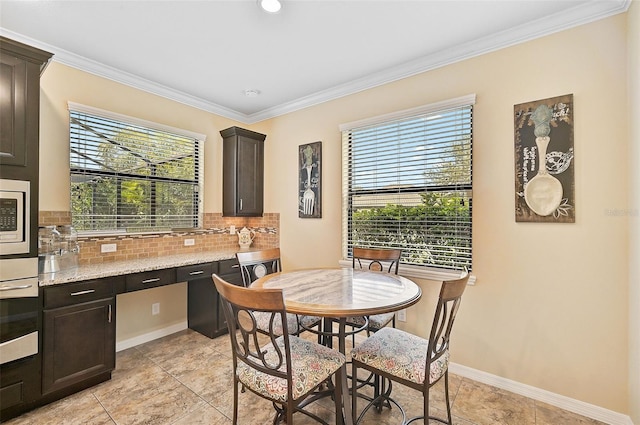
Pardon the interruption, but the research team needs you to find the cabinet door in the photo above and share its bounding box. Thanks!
[221,126,265,217]
[235,135,264,216]
[42,297,115,394]
[187,277,227,338]
[0,38,50,176]
[0,53,28,167]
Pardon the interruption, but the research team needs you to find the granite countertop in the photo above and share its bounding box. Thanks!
[38,251,238,286]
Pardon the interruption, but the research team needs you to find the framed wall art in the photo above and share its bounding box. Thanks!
[514,94,574,223]
[299,141,321,218]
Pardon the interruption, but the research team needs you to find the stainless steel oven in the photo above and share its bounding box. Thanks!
[0,258,39,363]
[0,257,41,419]
[0,179,30,256]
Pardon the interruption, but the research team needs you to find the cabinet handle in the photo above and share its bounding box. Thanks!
[108,304,112,323]
[0,284,32,291]
[70,289,95,296]
[189,270,204,276]
[240,198,243,211]
[231,264,239,269]
[142,278,161,284]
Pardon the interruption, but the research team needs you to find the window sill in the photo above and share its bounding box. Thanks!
[338,259,476,285]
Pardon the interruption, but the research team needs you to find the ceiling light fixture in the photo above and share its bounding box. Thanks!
[259,0,282,13]
[244,89,261,97]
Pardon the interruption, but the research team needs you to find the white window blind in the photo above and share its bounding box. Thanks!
[341,95,474,271]
[69,104,203,233]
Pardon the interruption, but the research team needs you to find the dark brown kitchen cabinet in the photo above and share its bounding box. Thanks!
[0,355,41,422]
[0,37,52,259]
[184,258,242,339]
[0,37,51,174]
[221,126,266,217]
[41,278,119,396]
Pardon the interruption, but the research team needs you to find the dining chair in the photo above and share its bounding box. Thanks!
[236,248,321,336]
[212,274,346,425]
[350,271,470,425]
[347,247,403,335]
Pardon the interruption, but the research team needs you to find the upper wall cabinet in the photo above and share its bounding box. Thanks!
[0,37,52,179]
[221,126,266,217]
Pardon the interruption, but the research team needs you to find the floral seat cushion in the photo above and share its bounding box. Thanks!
[253,312,320,336]
[350,327,449,385]
[346,312,395,330]
[237,336,346,402]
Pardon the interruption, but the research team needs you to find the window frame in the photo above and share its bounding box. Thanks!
[339,94,476,283]
[67,102,206,236]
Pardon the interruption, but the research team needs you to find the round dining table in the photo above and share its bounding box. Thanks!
[251,267,422,425]
[252,266,421,316]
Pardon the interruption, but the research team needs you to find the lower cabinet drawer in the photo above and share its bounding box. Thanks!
[218,258,240,275]
[125,268,175,292]
[43,277,119,310]
[176,263,216,282]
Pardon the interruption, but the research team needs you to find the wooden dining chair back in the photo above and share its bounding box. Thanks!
[236,247,282,287]
[236,248,321,337]
[350,272,470,425]
[352,247,402,275]
[213,274,346,425]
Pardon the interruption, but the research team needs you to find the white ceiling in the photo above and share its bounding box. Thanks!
[0,0,630,124]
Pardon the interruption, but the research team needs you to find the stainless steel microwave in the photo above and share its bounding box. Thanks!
[0,179,30,256]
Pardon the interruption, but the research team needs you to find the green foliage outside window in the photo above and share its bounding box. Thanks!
[70,111,199,232]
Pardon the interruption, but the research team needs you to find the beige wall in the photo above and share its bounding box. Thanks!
[40,62,232,213]
[266,15,630,413]
[38,63,276,344]
[628,0,640,422]
[37,12,632,416]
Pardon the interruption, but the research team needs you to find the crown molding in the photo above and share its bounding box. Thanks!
[249,0,631,123]
[1,0,630,125]
[0,28,249,123]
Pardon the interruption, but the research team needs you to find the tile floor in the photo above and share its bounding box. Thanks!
[6,329,608,425]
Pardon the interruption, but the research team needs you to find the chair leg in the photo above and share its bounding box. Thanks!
[334,366,345,425]
[351,363,358,425]
[424,386,429,425]
[444,371,452,425]
[286,401,294,424]
[233,378,239,425]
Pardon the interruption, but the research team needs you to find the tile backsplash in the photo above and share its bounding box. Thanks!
[38,212,279,265]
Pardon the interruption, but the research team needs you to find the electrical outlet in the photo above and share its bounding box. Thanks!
[184,238,195,246]
[152,303,160,315]
[397,309,407,322]
[229,225,236,234]
[101,243,117,253]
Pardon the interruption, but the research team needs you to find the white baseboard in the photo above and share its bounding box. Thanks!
[449,363,634,425]
[115,321,188,352]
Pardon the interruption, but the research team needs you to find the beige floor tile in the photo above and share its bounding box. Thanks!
[3,389,115,425]
[452,379,536,425]
[3,329,608,425]
[535,401,609,425]
[171,403,230,425]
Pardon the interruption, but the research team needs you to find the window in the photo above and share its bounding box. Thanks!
[341,95,474,272]
[68,103,205,233]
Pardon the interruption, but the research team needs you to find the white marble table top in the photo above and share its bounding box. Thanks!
[251,268,422,318]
